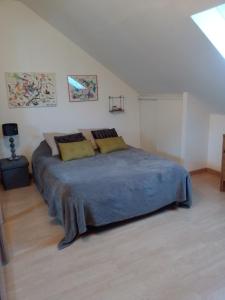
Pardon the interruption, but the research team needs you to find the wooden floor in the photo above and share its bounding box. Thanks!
[1,173,225,300]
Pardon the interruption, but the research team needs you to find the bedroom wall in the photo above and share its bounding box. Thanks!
[139,99,158,153]
[139,94,184,163]
[207,114,225,171]
[181,93,210,171]
[0,1,140,160]
[140,93,212,172]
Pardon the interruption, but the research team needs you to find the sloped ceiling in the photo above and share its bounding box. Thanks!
[19,0,225,110]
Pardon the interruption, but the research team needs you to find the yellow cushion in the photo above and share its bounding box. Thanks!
[58,140,95,161]
[78,129,98,150]
[96,136,128,154]
[78,128,108,150]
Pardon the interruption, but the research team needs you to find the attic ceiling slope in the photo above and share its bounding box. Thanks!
[19,0,225,111]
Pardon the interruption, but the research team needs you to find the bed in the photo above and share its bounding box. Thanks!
[32,141,192,249]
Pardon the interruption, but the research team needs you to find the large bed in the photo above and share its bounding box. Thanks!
[32,141,192,249]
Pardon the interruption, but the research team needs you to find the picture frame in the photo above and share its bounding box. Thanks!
[6,72,57,108]
[67,75,98,102]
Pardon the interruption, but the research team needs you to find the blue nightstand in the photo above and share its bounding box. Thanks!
[0,156,30,190]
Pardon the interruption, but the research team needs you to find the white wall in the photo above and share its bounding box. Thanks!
[140,93,212,171]
[181,93,210,171]
[0,1,140,161]
[140,94,184,162]
[208,114,225,171]
[139,99,158,153]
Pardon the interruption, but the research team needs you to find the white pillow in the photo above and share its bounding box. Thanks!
[43,132,77,156]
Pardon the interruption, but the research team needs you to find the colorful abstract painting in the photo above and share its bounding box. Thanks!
[6,72,57,108]
[67,75,98,102]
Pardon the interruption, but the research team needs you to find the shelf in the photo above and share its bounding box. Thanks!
[109,96,125,113]
[109,108,125,113]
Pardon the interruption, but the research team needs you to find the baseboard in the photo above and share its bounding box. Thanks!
[190,168,207,176]
[206,168,221,177]
[190,168,221,177]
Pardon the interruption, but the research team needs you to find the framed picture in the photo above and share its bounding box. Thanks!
[6,72,57,108]
[67,75,98,102]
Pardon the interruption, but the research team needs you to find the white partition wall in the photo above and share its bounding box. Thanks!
[208,114,225,171]
[140,93,212,171]
[139,94,184,163]
[181,93,211,171]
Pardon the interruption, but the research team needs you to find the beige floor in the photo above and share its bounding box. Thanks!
[1,173,225,300]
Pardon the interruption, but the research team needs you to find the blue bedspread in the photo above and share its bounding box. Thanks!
[32,141,192,249]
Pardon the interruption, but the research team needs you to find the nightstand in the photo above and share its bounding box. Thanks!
[0,156,30,190]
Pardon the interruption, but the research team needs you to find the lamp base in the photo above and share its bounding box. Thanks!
[7,136,20,161]
[8,156,21,161]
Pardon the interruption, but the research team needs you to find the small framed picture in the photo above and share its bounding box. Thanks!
[67,75,98,102]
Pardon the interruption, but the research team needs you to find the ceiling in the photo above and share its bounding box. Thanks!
[19,0,225,111]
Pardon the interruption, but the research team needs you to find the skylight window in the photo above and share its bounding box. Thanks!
[191,3,225,59]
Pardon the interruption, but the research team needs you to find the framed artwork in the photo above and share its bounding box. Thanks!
[6,72,57,108]
[67,75,98,102]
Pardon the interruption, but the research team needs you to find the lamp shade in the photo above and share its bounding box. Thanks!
[2,123,18,136]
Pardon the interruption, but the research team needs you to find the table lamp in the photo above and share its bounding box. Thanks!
[2,123,20,161]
